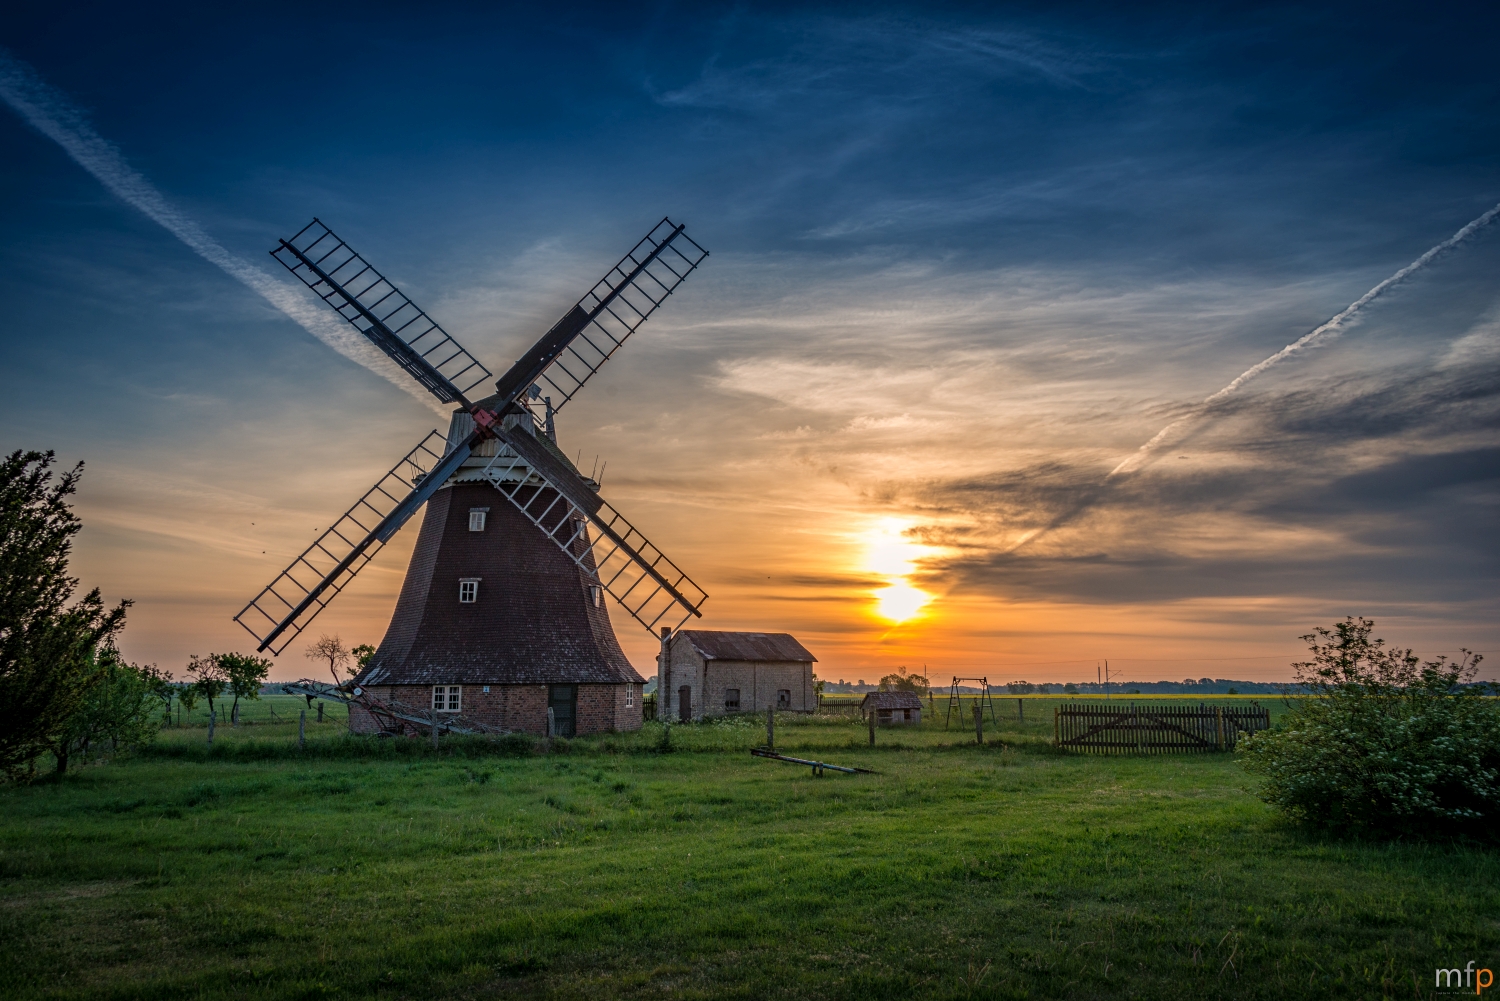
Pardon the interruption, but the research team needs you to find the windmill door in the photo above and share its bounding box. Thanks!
[548,685,577,738]
[678,686,691,722]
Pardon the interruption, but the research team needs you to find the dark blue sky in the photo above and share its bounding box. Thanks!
[2,1,1496,678]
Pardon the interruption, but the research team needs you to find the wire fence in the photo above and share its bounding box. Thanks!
[160,694,349,728]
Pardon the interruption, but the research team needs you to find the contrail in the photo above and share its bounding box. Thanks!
[1109,200,1500,477]
[1004,200,1500,555]
[0,49,441,410]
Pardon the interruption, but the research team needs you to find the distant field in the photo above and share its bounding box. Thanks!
[1,708,1493,1000]
[163,693,350,727]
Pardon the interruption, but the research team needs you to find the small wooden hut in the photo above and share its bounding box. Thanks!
[861,691,923,725]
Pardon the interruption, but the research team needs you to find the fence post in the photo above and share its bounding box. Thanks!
[317,701,324,723]
[298,709,306,750]
[767,706,775,749]
[431,708,441,750]
[1053,706,1059,746]
[868,710,875,746]
[1017,697,1024,722]
[1215,706,1224,751]
[207,709,215,748]
[974,703,983,745]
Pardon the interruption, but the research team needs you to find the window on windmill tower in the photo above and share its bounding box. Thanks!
[468,508,488,532]
[777,689,791,709]
[588,585,602,608]
[432,686,462,712]
[724,688,740,711]
[459,578,480,603]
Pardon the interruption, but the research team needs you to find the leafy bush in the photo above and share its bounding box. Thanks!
[1239,618,1499,838]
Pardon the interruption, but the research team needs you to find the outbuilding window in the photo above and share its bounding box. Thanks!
[626,686,635,709]
[433,686,462,712]
[468,508,489,532]
[777,689,791,709]
[459,578,480,603]
[725,688,740,711]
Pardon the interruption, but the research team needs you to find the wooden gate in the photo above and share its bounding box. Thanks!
[1053,703,1270,753]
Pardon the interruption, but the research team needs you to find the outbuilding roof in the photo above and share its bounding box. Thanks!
[675,630,817,663]
[861,691,925,710]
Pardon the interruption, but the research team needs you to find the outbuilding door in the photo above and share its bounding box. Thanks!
[548,685,577,737]
[678,685,691,722]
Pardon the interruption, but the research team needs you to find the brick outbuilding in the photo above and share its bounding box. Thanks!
[659,630,817,722]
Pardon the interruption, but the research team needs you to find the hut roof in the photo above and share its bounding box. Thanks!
[675,630,817,663]
[861,691,925,710]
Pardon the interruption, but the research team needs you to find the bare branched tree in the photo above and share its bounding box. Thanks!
[304,635,352,684]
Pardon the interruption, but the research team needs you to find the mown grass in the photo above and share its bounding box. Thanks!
[1,707,1494,1001]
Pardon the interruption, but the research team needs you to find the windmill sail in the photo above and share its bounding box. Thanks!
[481,424,708,635]
[505,218,708,412]
[272,219,492,405]
[238,216,711,651]
[234,431,460,654]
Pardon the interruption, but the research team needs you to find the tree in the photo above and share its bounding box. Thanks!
[50,643,167,773]
[1240,617,1498,837]
[306,635,353,681]
[352,644,376,671]
[174,681,198,725]
[0,450,130,780]
[216,652,272,723]
[186,654,227,721]
[879,669,929,695]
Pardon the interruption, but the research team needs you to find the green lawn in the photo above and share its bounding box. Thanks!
[1,707,1494,1000]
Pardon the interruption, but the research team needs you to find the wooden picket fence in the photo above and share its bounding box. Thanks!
[1053,702,1270,754]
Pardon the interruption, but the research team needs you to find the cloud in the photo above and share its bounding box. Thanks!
[654,17,1092,112]
[897,358,1500,606]
[1109,200,1500,477]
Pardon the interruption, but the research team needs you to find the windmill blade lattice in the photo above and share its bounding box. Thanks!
[482,426,707,635]
[234,431,451,654]
[273,219,492,404]
[533,218,708,412]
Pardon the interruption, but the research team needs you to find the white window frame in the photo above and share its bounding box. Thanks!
[468,508,488,532]
[625,685,634,708]
[588,585,602,608]
[432,685,462,713]
[459,578,480,603]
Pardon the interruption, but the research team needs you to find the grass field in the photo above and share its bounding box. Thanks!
[1,699,1496,1000]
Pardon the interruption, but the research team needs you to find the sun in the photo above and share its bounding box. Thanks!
[864,518,936,624]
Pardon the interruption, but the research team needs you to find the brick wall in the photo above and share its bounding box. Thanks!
[348,682,641,736]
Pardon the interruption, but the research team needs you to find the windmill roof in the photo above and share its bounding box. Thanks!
[675,630,817,663]
[861,691,924,710]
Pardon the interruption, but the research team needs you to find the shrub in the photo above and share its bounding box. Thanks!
[1239,618,1499,838]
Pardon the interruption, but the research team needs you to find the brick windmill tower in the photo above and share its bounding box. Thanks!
[235,218,710,736]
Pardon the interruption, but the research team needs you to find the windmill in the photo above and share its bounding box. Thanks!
[234,217,710,737]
